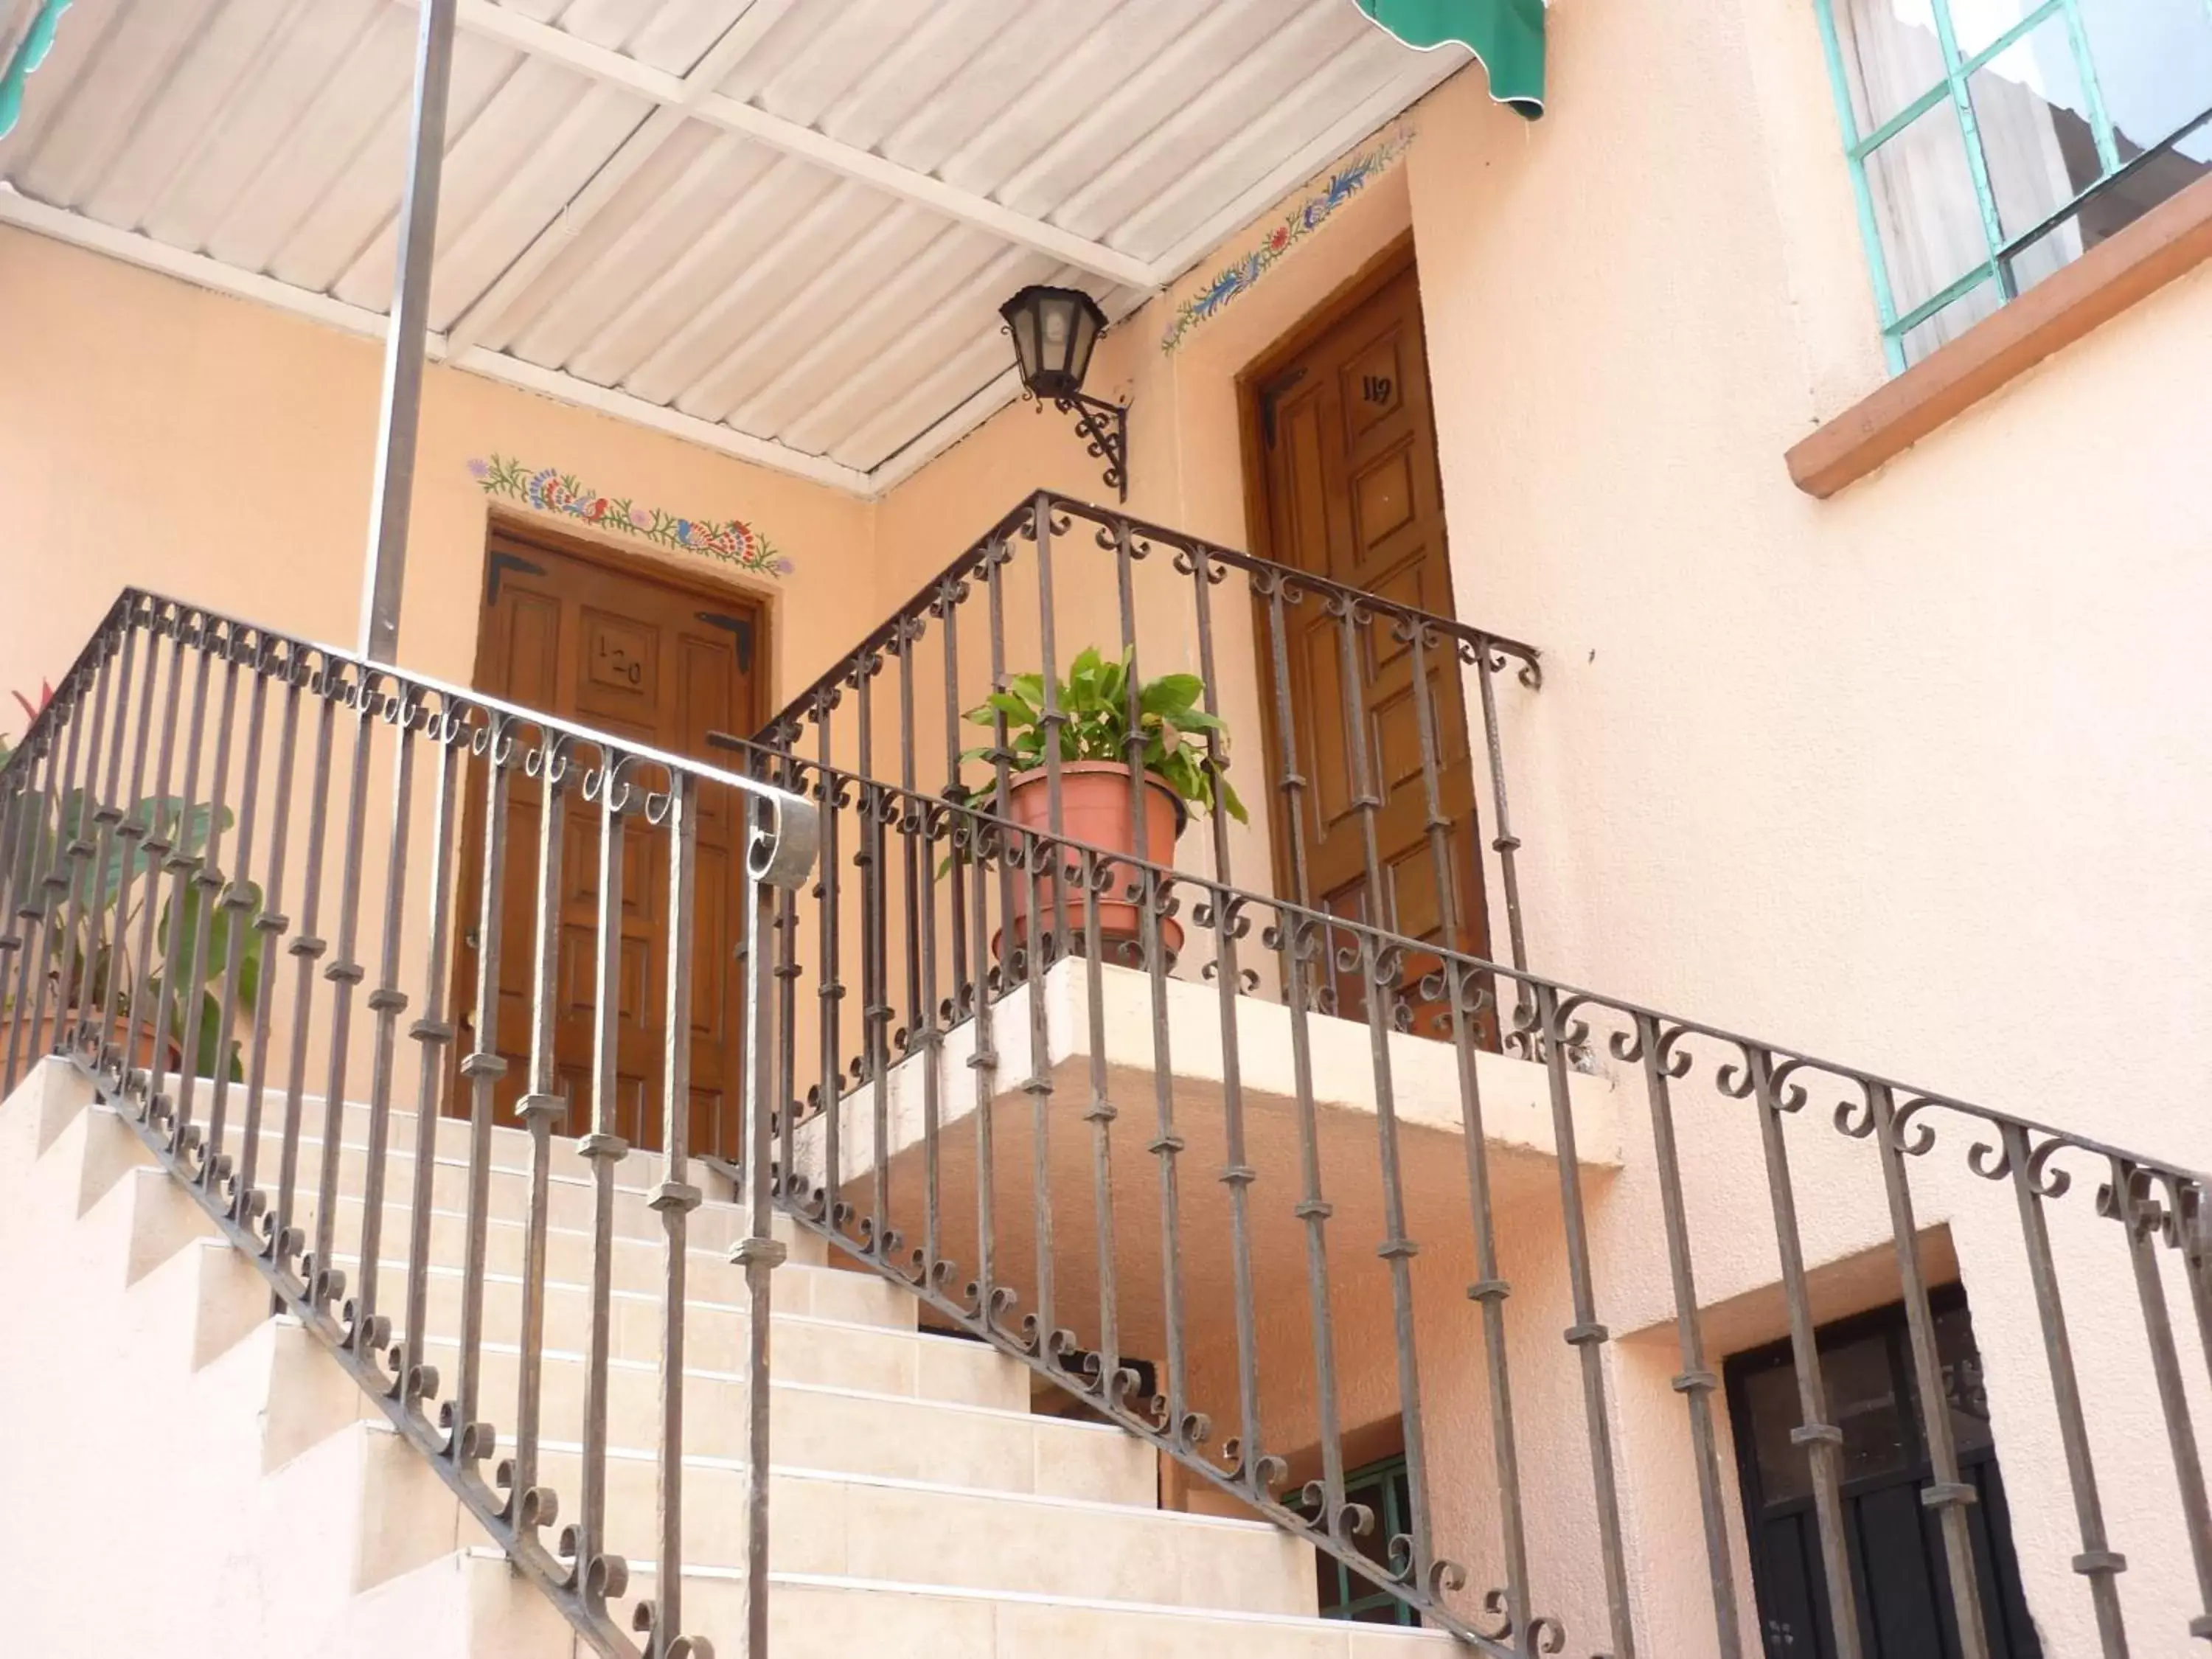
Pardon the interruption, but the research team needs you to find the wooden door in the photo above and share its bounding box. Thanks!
[1248,255,1490,1023]
[453,527,764,1157]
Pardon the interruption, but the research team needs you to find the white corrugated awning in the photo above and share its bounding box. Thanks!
[0,0,1472,494]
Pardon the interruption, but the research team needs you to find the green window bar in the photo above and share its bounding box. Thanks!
[1314,1454,1421,1625]
[1806,0,2212,373]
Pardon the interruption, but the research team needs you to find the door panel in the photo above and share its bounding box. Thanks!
[453,528,764,1157]
[1251,258,1489,1025]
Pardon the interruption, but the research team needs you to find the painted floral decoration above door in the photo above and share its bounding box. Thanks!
[469,453,790,577]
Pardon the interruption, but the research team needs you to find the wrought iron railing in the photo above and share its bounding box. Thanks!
[0,591,817,1659]
[734,492,2212,1658]
[4,532,2210,1659]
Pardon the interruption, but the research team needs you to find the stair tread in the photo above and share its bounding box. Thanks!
[501,1550,1446,1638]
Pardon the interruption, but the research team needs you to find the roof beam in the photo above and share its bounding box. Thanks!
[443,0,801,355]
[429,0,1157,291]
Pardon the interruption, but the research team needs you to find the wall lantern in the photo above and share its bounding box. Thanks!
[1000,284,1128,501]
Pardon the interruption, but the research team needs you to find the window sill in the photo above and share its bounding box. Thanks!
[1787,170,2212,499]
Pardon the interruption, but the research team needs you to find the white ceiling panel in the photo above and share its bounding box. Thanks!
[0,0,1467,490]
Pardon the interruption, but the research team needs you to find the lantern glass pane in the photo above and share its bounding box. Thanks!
[1009,305,1040,385]
[1068,303,1100,383]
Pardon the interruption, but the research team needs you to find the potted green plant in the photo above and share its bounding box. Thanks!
[0,748,260,1081]
[961,646,1245,960]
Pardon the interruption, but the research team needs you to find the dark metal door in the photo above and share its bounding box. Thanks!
[1724,1287,2044,1659]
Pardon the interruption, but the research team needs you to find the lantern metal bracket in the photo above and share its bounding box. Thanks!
[1041,389,1128,501]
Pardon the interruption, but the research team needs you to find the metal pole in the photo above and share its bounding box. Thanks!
[358,0,459,664]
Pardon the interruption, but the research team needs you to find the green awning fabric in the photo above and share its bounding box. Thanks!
[1352,0,1545,119]
[0,0,74,140]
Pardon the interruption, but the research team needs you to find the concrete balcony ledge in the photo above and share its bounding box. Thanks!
[796,957,1621,1237]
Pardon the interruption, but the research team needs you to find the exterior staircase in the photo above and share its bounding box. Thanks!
[0,1056,1445,1658]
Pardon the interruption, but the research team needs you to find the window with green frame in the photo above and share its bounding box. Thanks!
[1311,1453,1420,1625]
[1814,0,2212,369]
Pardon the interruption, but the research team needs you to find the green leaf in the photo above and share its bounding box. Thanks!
[1140,674,1205,716]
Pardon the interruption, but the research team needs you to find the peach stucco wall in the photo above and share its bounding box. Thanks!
[0,223,879,710]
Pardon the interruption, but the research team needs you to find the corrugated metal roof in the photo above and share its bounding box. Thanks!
[0,0,1464,489]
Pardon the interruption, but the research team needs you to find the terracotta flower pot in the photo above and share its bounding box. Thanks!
[1,1006,179,1077]
[996,760,1186,964]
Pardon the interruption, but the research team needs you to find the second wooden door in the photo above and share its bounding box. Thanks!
[1250,254,1492,1022]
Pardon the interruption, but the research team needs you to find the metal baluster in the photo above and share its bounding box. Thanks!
[966,791,1004,1335]
[1022,504,1065,1350]
[1997,1121,2128,1655]
[814,699,844,1234]
[935,576,972,1023]
[1864,1082,1989,1658]
[4,720,69,1094]
[1441,963,1540,1649]
[106,613,181,1116]
[902,637,944,1286]
[229,647,302,1222]
[398,708,465,1414]
[121,608,193,1121]
[501,733,570,1541]
[1404,623,1464,964]
[1186,539,1267,1493]
[343,683,417,1362]
[650,772,703,1655]
[2102,1158,2212,1644]
[0,759,34,1090]
[1472,641,1531,975]
[567,750,633,1613]
[1742,1041,1860,1659]
[773,737,802,1203]
[143,625,215,1137]
[173,633,243,1163]
[1356,916,1442,1604]
[451,714,515,1478]
[1329,578,1450,1603]
[50,646,112,1069]
[203,641,271,1190]
[977,536,1021,1341]
[21,664,91,1093]
[1076,845,1123,1408]
[855,652,893,1261]
[97,608,164,1091]
[1534,987,1638,1655]
[307,671,379,1322]
[737,808,790,1659]
[74,622,138,1079]
[268,666,340,1283]
[1630,1014,1741,1658]
[1105,523,1189,1444]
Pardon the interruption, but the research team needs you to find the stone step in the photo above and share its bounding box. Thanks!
[217,1124,762,1251]
[324,1248,1018,1406]
[622,1560,1455,1658]
[301,1191,877,1313]
[417,1336,1154,1506]
[507,1439,1312,1616]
